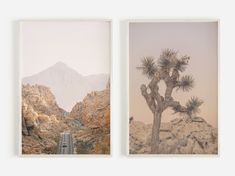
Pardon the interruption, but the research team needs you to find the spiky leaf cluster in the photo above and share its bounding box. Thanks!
[186,97,203,115]
[177,75,194,92]
[157,49,190,72]
[158,49,177,70]
[173,56,189,72]
[137,57,157,79]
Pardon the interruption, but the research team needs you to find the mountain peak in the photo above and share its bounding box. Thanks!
[53,61,68,68]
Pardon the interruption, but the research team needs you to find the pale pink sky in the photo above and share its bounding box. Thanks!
[129,22,218,127]
[20,20,110,77]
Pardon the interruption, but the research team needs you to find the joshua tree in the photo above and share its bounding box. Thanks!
[137,49,203,154]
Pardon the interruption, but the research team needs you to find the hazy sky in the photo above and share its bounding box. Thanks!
[20,21,110,77]
[129,22,218,127]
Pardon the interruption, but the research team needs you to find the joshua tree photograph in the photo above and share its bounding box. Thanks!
[20,20,110,155]
[129,21,218,154]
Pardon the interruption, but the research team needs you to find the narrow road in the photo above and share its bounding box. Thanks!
[57,132,74,154]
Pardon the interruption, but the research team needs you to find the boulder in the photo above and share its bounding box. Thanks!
[129,117,218,154]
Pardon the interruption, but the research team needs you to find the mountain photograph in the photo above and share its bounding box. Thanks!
[129,22,218,154]
[20,20,111,155]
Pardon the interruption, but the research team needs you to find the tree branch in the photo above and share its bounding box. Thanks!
[171,69,179,82]
[163,99,187,113]
[160,69,171,83]
[148,77,163,106]
[140,84,157,113]
[164,68,179,100]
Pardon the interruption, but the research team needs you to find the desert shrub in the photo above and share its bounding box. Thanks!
[76,140,93,154]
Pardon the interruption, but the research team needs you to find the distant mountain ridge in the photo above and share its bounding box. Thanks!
[22,62,109,111]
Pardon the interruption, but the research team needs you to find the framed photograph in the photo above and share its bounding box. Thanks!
[128,20,218,155]
[19,20,111,155]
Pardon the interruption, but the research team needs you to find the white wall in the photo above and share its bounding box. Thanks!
[0,0,234,176]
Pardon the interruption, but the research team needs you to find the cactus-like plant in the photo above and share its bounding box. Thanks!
[137,49,203,153]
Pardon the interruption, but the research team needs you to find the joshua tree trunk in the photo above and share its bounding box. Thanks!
[151,111,162,153]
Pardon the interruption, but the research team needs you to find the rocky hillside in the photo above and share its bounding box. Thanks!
[69,82,110,154]
[129,117,218,154]
[22,84,69,154]
[22,84,66,118]
[22,82,110,155]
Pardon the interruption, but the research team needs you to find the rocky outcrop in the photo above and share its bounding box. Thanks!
[22,84,66,118]
[129,117,218,154]
[69,82,110,154]
[70,90,110,128]
[22,84,68,154]
[22,82,110,155]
